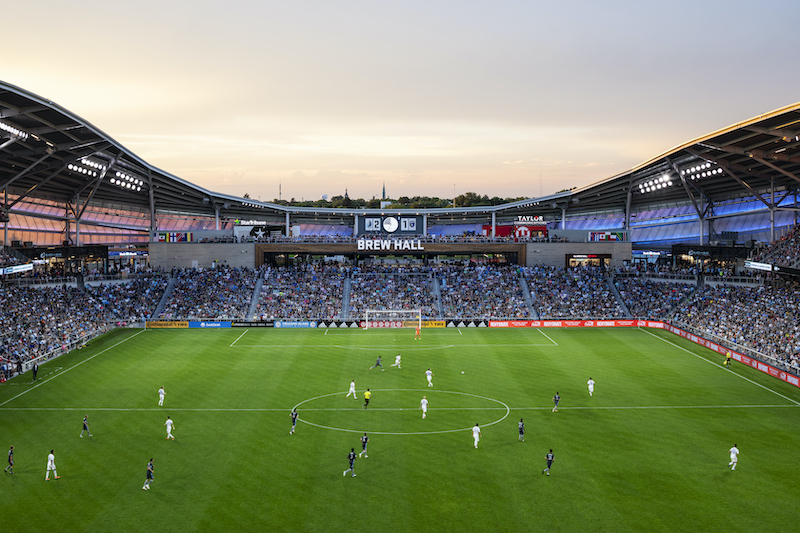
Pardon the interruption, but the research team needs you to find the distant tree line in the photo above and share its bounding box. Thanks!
[255,192,526,209]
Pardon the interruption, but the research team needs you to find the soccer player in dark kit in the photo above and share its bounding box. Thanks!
[343,448,357,477]
[542,449,555,476]
[4,445,13,474]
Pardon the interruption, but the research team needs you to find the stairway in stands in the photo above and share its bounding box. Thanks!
[517,271,538,319]
[341,275,352,320]
[151,274,177,319]
[245,276,264,321]
[605,272,631,318]
[431,275,444,319]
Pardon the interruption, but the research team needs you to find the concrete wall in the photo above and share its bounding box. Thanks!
[524,242,632,268]
[148,241,631,269]
[149,243,256,269]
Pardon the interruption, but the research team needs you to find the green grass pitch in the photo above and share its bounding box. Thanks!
[1,326,798,533]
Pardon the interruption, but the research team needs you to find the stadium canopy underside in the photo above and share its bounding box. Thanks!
[1,80,798,248]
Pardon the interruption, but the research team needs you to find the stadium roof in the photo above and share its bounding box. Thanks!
[1,79,799,229]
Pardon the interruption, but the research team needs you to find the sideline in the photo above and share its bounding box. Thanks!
[0,329,147,408]
[536,328,559,346]
[230,329,249,347]
[639,327,800,406]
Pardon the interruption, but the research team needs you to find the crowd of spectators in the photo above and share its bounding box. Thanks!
[4,255,800,381]
[751,224,800,267]
[160,267,258,320]
[525,265,624,318]
[614,262,699,277]
[0,275,168,380]
[198,233,575,245]
[85,276,168,322]
[0,249,20,267]
[440,264,529,319]
[349,265,438,319]
[669,280,800,372]
[614,276,696,318]
[255,264,345,320]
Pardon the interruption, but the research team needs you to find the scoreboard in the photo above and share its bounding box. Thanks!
[358,215,423,235]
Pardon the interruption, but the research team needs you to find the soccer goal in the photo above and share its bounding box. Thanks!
[363,309,422,329]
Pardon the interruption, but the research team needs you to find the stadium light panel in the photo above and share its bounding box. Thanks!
[0,120,29,141]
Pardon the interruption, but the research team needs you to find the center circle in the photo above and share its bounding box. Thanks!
[291,389,510,435]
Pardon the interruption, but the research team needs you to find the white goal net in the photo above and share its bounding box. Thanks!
[362,309,422,329]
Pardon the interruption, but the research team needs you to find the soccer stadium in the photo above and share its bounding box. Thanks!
[1,81,799,532]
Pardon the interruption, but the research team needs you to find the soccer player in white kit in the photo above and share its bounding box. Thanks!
[346,380,357,399]
[472,423,481,449]
[391,354,402,369]
[420,396,428,419]
[165,417,175,440]
[425,368,434,387]
[587,378,595,397]
[729,444,739,470]
[158,386,166,406]
[45,450,59,480]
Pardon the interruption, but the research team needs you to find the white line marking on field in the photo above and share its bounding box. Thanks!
[0,329,146,408]
[537,328,558,346]
[639,327,800,406]
[458,329,462,335]
[1,403,794,413]
[511,404,798,411]
[291,388,511,435]
[230,329,249,347]
[229,343,557,350]
[324,328,328,336]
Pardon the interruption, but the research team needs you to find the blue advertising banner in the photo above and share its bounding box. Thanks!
[274,321,317,329]
[188,321,232,329]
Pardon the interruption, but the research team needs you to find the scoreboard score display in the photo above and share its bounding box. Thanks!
[359,215,422,235]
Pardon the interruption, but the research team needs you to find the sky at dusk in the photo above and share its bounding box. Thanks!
[4,0,800,203]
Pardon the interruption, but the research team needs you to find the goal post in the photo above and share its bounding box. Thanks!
[363,309,422,330]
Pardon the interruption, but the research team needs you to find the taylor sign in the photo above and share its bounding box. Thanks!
[357,239,425,251]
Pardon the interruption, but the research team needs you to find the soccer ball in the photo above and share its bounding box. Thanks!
[461,371,465,374]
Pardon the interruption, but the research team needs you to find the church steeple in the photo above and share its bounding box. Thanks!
[345,188,349,199]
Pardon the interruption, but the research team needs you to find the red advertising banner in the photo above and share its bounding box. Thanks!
[481,225,547,238]
[488,319,664,329]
